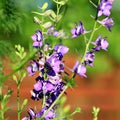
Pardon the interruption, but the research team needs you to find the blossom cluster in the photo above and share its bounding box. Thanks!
[22,0,114,120]
[71,0,114,78]
[23,30,69,120]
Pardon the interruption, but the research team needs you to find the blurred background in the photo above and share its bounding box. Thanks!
[0,0,120,120]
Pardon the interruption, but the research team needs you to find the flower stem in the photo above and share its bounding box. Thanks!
[42,94,46,108]
[81,21,97,63]
[40,86,68,119]
[17,81,21,120]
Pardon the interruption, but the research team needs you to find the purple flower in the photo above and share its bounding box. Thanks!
[31,30,43,48]
[22,117,30,120]
[27,61,39,76]
[98,17,114,31]
[45,109,55,120]
[28,108,36,119]
[44,62,56,76]
[54,45,69,56]
[37,107,55,120]
[92,35,109,51]
[53,31,59,37]
[101,38,109,50]
[47,26,55,35]
[46,82,65,106]
[85,52,95,66]
[46,52,65,74]
[97,0,114,17]
[73,61,87,77]
[34,81,42,91]
[43,82,55,93]
[71,22,87,38]
[47,26,67,38]
[47,26,59,37]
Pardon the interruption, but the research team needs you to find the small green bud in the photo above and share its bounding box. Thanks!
[60,96,67,105]
[13,75,17,83]
[75,107,81,113]
[63,105,70,113]
[41,2,48,11]
[21,99,28,111]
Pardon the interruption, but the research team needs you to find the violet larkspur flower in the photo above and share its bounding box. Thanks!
[47,26,59,37]
[85,52,95,66]
[31,30,43,48]
[37,107,55,120]
[73,61,87,77]
[28,108,36,119]
[34,81,42,91]
[27,61,39,76]
[97,0,114,17]
[98,17,114,31]
[22,108,36,120]
[54,45,69,61]
[71,22,87,38]
[31,88,43,100]
[92,35,109,51]
[54,45,69,56]
[47,26,67,38]
[43,81,55,93]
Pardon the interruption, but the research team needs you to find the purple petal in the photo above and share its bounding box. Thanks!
[34,81,42,91]
[101,38,109,50]
[54,45,69,55]
[77,64,87,77]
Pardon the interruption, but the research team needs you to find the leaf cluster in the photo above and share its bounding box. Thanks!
[0,0,24,35]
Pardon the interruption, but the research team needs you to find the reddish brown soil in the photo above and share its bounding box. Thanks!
[2,55,120,120]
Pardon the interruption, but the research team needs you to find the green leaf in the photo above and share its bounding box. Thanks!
[0,40,14,58]
[22,52,26,59]
[15,44,26,60]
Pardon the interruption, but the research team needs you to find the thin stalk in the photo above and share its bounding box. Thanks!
[1,104,4,120]
[17,81,21,120]
[55,0,61,24]
[42,94,46,107]
[80,0,102,63]
[40,86,68,119]
[0,84,5,120]
[81,21,97,63]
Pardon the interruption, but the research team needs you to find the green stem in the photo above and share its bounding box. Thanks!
[55,0,61,24]
[40,86,68,119]
[17,81,21,120]
[42,94,46,107]
[81,21,97,63]
[0,85,4,120]
[1,104,4,120]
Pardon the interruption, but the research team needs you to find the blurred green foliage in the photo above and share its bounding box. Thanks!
[0,0,120,73]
